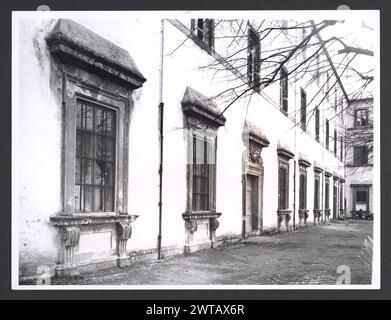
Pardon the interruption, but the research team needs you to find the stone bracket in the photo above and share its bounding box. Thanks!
[277,210,291,232]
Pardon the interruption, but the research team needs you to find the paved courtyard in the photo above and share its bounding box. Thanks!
[53,220,373,285]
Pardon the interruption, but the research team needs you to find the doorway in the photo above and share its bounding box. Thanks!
[246,174,259,232]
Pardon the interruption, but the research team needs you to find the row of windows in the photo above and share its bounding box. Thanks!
[278,163,343,212]
[190,19,346,155]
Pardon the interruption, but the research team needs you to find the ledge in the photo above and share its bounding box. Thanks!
[277,209,292,216]
[324,167,333,177]
[243,120,270,148]
[182,211,222,220]
[46,19,146,88]
[277,141,295,160]
[50,213,139,227]
[181,86,226,127]
[298,153,311,168]
[313,160,323,173]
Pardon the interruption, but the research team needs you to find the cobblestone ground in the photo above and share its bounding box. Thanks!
[53,220,373,285]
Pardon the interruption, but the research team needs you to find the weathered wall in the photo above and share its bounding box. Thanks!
[15,16,346,278]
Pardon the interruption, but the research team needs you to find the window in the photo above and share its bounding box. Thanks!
[299,168,307,210]
[191,19,215,48]
[353,187,370,211]
[356,190,368,203]
[247,27,261,92]
[182,86,223,215]
[280,68,288,113]
[355,108,368,127]
[334,87,338,111]
[334,129,337,156]
[278,160,289,210]
[192,135,212,211]
[300,89,307,130]
[75,100,116,212]
[325,178,330,210]
[325,119,329,149]
[354,146,368,165]
[315,108,320,141]
[314,173,320,210]
[340,136,343,161]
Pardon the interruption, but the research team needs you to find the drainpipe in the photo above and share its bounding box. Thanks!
[157,19,165,260]
[293,160,296,230]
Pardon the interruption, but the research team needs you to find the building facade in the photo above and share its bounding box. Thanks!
[14,16,348,282]
[345,98,374,217]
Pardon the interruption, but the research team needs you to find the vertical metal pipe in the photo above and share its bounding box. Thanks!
[157,20,165,260]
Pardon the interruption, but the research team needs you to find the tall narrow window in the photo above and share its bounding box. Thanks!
[325,178,330,210]
[299,169,307,210]
[314,173,320,210]
[75,99,116,213]
[300,89,307,130]
[278,160,289,210]
[340,136,343,160]
[280,68,288,113]
[334,129,337,156]
[325,119,330,150]
[191,19,215,49]
[192,135,211,211]
[248,27,261,92]
[315,108,320,141]
[354,146,368,165]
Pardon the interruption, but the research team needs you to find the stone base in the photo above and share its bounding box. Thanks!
[184,241,213,254]
[117,256,134,268]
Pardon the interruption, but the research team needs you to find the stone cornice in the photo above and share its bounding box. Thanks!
[277,141,295,160]
[298,153,311,168]
[46,19,146,89]
[181,86,226,127]
[243,121,270,148]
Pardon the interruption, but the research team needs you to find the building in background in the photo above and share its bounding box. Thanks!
[345,98,374,217]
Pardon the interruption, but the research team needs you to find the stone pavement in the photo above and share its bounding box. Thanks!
[53,220,373,285]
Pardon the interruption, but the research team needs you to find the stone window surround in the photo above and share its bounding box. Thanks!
[181,86,225,252]
[242,121,270,236]
[45,19,146,272]
[298,154,311,227]
[277,143,294,231]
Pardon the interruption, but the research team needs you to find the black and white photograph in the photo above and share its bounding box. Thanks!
[11,9,380,289]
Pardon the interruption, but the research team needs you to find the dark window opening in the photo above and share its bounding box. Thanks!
[326,119,330,150]
[192,135,210,211]
[325,179,330,210]
[280,68,288,113]
[300,89,307,130]
[340,136,343,161]
[247,28,261,92]
[278,161,289,210]
[334,129,337,156]
[354,146,368,166]
[75,100,116,213]
[299,170,307,209]
[314,174,320,210]
[191,19,215,49]
[315,108,320,141]
[356,190,368,203]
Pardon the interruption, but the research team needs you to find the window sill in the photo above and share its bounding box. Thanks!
[182,211,221,220]
[50,213,139,227]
